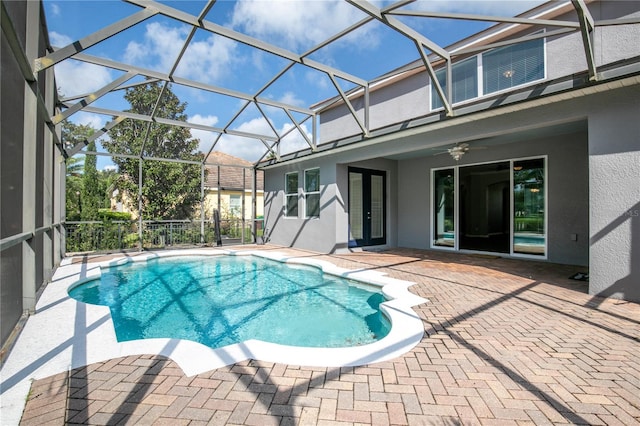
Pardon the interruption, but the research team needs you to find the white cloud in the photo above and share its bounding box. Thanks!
[189,114,221,153]
[122,22,238,84]
[49,31,72,47]
[124,22,186,72]
[50,3,61,17]
[54,59,113,97]
[213,117,312,162]
[231,0,376,52]
[72,112,106,130]
[177,35,237,83]
[190,114,219,128]
[102,164,118,172]
[278,91,305,108]
[278,122,312,155]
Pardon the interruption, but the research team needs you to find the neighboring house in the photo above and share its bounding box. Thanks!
[261,1,640,302]
[203,151,264,222]
[109,151,264,222]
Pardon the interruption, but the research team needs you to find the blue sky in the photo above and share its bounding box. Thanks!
[43,0,544,167]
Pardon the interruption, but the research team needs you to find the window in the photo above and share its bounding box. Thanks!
[229,194,241,218]
[285,172,298,217]
[432,56,478,110]
[483,38,544,94]
[304,168,320,218]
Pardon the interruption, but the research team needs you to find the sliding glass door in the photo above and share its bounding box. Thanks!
[459,162,511,253]
[432,157,546,257]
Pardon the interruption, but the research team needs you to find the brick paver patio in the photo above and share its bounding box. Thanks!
[18,247,640,425]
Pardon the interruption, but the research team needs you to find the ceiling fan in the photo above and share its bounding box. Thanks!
[433,143,486,161]
[447,143,469,161]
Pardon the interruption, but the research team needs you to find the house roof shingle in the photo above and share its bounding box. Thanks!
[205,152,264,191]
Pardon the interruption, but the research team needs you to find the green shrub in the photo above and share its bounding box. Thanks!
[98,208,132,221]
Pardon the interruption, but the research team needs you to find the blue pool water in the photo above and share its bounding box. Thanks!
[69,255,391,348]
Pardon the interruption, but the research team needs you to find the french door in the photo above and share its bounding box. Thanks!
[349,167,386,247]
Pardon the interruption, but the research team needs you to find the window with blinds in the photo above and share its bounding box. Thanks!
[432,56,478,110]
[429,37,545,111]
[483,38,544,94]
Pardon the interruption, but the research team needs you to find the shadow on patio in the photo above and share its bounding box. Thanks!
[17,247,640,425]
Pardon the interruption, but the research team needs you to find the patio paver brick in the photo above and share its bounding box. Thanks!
[16,247,640,425]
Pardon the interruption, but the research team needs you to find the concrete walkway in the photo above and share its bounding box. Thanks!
[16,247,640,425]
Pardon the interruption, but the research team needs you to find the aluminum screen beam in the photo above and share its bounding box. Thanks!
[572,0,598,81]
[66,116,126,157]
[284,108,315,151]
[125,0,368,87]
[345,0,450,60]
[388,10,580,29]
[416,42,453,117]
[79,105,280,142]
[34,8,158,72]
[51,71,137,125]
[68,51,315,116]
[329,74,369,137]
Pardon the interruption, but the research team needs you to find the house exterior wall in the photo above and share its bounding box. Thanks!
[265,80,640,301]
[264,156,398,253]
[318,4,640,144]
[587,86,640,301]
[397,131,590,267]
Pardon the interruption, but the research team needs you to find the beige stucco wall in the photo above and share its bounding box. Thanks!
[203,190,265,221]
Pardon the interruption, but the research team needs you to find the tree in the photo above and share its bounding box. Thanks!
[63,122,96,220]
[81,141,102,220]
[102,81,203,220]
[63,122,115,221]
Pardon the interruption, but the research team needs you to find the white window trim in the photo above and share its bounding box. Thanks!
[284,171,299,219]
[430,155,548,260]
[303,167,321,219]
[429,33,546,112]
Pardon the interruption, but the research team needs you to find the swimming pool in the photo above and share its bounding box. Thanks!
[69,255,391,349]
[57,249,427,370]
[0,249,427,426]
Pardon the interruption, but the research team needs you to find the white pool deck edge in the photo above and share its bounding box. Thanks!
[0,248,428,425]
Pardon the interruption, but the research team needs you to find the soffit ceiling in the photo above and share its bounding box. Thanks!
[40,0,620,168]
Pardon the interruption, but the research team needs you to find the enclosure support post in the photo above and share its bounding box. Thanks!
[200,163,205,244]
[138,158,143,251]
[217,164,221,220]
[242,168,246,245]
[252,168,258,243]
[21,0,39,314]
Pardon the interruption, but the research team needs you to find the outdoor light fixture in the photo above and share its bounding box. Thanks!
[448,143,469,161]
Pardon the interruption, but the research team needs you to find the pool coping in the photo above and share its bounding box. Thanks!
[0,248,428,424]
